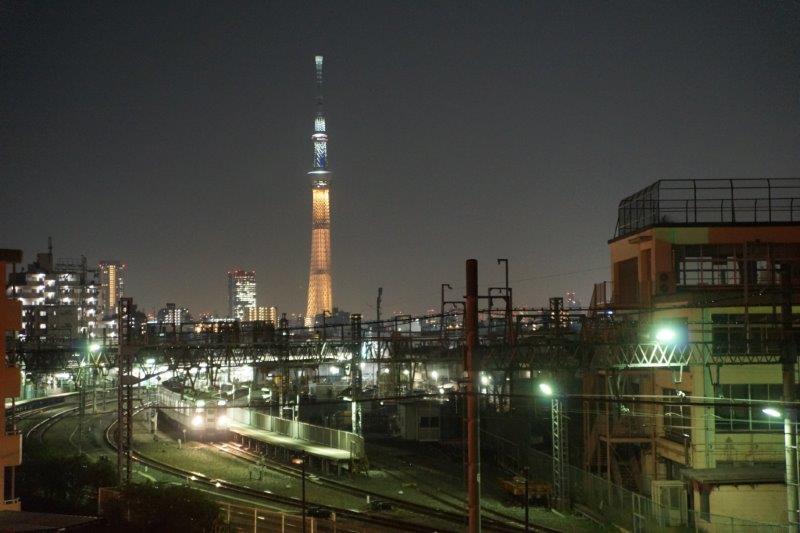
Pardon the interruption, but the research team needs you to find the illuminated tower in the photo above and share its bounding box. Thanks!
[304,55,333,327]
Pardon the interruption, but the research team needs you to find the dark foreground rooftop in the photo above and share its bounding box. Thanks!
[0,511,103,532]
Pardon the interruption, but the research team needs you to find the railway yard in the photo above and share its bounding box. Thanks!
[13,393,596,532]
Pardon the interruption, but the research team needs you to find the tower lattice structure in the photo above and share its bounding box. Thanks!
[305,55,333,327]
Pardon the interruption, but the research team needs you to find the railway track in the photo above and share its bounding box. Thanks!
[104,415,449,532]
[210,441,536,533]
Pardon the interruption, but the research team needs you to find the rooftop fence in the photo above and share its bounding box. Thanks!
[615,179,800,239]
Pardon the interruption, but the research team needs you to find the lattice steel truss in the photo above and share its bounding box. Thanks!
[10,337,784,374]
[116,297,134,486]
[551,398,569,508]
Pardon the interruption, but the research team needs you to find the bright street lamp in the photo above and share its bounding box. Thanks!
[655,326,677,343]
[763,407,782,418]
[539,383,553,396]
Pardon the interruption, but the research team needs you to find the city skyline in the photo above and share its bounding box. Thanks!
[2,3,799,317]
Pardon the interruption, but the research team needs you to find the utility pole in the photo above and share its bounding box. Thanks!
[116,297,134,486]
[350,314,363,435]
[441,283,452,343]
[497,258,514,344]
[465,259,481,533]
[780,262,799,527]
[376,288,382,385]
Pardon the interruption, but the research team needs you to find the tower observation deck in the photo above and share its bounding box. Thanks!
[305,55,333,327]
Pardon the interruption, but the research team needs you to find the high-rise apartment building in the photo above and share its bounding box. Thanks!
[98,260,126,319]
[227,270,256,320]
[6,244,99,343]
[304,55,333,327]
[247,305,278,324]
[157,303,191,327]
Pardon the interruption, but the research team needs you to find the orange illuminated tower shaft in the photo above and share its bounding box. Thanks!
[305,55,333,327]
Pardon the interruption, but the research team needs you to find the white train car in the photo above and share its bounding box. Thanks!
[157,387,231,441]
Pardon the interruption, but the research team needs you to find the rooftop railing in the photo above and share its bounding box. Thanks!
[614,178,800,239]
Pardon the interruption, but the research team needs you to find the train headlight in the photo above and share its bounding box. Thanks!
[216,415,229,429]
[191,414,204,428]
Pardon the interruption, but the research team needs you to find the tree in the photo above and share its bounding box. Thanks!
[103,482,219,532]
[17,453,116,515]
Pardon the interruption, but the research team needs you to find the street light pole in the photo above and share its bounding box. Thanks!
[301,457,306,533]
[523,465,530,533]
[291,454,308,533]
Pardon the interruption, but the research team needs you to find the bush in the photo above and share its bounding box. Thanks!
[17,453,116,515]
[102,482,219,532]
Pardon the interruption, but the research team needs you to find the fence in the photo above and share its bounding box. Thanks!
[216,500,369,532]
[157,386,365,460]
[523,448,790,532]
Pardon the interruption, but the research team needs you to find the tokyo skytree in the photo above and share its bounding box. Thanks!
[304,55,333,327]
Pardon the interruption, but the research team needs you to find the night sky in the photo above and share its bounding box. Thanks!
[2,2,799,317]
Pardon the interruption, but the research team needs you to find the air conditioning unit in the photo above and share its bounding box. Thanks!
[656,271,676,295]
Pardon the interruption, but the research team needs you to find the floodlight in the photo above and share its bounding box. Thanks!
[655,327,677,343]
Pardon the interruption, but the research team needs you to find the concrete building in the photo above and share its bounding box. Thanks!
[227,270,256,320]
[584,178,800,529]
[157,303,191,327]
[247,306,278,324]
[0,250,25,510]
[6,245,99,343]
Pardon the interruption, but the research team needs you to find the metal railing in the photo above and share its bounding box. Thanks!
[615,178,800,239]
[228,408,365,460]
[523,447,790,532]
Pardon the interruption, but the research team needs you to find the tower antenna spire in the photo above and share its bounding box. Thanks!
[305,55,333,327]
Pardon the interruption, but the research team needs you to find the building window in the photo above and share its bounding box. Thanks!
[663,388,691,443]
[711,314,786,355]
[700,489,710,521]
[679,256,740,286]
[715,383,782,432]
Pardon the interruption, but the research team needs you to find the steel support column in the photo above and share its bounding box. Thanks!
[465,259,481,532]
